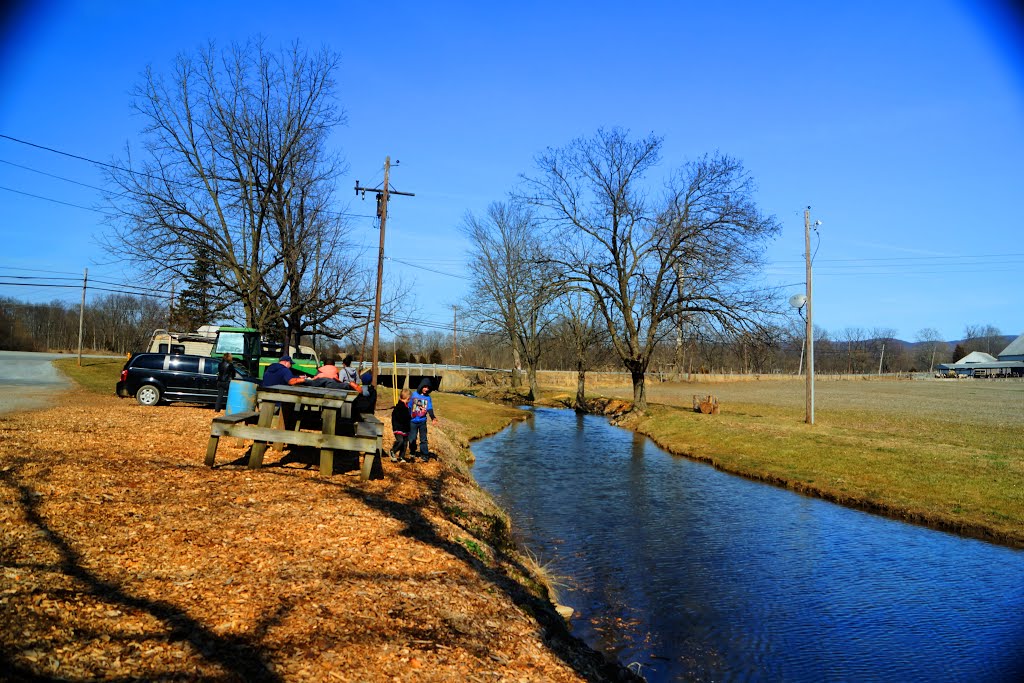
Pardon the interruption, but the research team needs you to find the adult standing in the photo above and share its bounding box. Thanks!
[214,352,237,412]
[408,379,438,460]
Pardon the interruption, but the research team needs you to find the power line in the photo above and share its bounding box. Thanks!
[0,274,81,281]
[771,252,1024,264]
[0,133,376,221]
[0,265,85,276]
[388,256,470,280]
[0,184,108,214]
[0,157,122,195]
[0,281,80,289]
[90,277,172,294]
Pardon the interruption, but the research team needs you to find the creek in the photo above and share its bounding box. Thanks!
[469,407,1024,682]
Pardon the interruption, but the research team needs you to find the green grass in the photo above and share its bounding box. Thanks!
[431,393,526,441]
[54,356,125,395]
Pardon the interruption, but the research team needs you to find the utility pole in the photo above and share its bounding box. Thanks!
[355,157,414,386]
[878,343,886,376]
[452,305,458,367]
[169,282,175,329]
[804,208,815,425]
[77,268,87,366]
[359,307,371,372]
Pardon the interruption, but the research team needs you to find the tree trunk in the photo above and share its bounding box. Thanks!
[525,363,538,402]
[630,366,646,412]
[574,363,587,414]
[510,345,522,388]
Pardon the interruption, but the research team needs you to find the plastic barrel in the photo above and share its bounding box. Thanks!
[226,379,257,414]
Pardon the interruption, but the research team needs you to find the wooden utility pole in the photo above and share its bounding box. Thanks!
[359,307,371,371]
[355,157,414,386]
[77,268,87,366]
[804,208,815,425]
[452,305,458,366]
[878,343,886,376]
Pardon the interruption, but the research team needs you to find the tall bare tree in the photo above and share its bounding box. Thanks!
[962,324,1003,356]
[521,128,780,410]
[915,327,947,372]
[103,39,370,348]
[462,201,562,400]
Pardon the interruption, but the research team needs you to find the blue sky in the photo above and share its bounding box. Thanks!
[0,0,1021,343]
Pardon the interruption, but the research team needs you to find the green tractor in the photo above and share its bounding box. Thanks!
[211,327,319,378]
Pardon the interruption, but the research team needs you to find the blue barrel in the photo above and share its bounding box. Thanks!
[226,379,257,414]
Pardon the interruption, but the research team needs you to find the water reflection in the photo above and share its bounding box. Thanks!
[470,408,1024,682]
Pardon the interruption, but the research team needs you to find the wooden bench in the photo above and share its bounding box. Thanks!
[204,411,261,466]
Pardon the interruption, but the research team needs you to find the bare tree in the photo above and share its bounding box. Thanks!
[521,128,780,410]
[963,324,1003,356]
[915,327,947,373]
[462,201,562,400]
[103,39,370,349]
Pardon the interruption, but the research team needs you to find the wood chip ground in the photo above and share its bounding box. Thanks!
[0,390,635,682]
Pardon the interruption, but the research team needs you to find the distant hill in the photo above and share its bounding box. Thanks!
[895,335,1017,353]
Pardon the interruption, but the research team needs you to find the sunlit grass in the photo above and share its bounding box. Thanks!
[54,356,125,395]
[432,393,525,442]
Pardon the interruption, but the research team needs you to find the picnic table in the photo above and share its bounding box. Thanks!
[204,384,384,480]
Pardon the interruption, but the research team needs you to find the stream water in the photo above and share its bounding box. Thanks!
[469,408,1024,682]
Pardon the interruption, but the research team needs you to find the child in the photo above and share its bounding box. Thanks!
[390,388,413,463]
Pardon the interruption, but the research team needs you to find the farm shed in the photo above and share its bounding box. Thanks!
[937,333,1024,377]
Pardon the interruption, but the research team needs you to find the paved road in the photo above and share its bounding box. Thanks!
[0,351,76,415]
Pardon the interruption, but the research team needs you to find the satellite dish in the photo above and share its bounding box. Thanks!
[789,294,807,309]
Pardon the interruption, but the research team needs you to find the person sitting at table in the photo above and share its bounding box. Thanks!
[290,359,345,388]
[261,355,295,387]
[314,359,341,381]
[339,355,361,392]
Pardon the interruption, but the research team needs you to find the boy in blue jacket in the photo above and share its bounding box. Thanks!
[408,379,438,459]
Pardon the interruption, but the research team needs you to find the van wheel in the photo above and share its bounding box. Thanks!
[136,384,161,406]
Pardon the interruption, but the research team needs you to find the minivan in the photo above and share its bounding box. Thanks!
[116,353,256,406]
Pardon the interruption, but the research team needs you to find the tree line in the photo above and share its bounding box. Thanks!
[0,294,1008,381]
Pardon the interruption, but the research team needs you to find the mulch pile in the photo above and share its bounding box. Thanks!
[0,390,635,682]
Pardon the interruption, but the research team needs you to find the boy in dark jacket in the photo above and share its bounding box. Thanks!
[390,388,413,463]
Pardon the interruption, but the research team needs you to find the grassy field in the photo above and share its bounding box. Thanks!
[592,377,1024,547]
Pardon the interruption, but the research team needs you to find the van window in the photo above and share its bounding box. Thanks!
[168,356,201,373]
[132,355,166,370]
